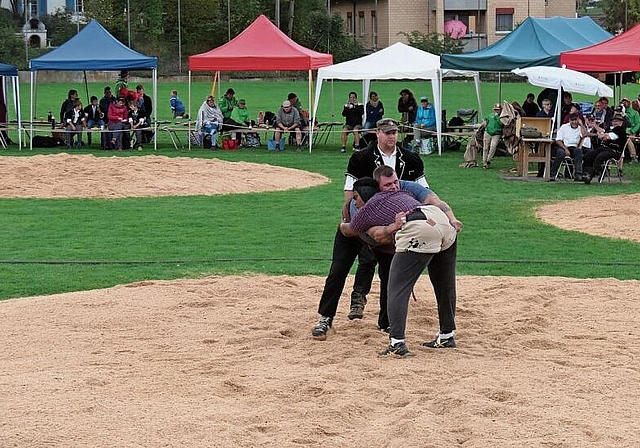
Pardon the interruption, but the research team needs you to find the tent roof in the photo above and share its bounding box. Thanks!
[560,22,640,72]
[30,19,157,71]
[0,62,18,77]
[512,66,613,97]
[317,42,439,80]
[441,16,611,71]
[189,15,332,71]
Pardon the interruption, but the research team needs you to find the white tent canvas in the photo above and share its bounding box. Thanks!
[311,43,480,154]
[512,66,613,127]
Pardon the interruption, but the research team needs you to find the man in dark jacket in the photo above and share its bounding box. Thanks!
[311,118,428,341]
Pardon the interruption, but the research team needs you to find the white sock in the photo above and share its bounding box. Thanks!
[439,332,454,339]
[391,337,404,345]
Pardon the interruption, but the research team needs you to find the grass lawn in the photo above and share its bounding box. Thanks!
[1,80,639,300]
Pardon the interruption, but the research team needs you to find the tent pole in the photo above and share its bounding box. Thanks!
[188,70,192,150]
[29,71,34,150]
[15,76,22,149]
[83,71,89,104]
[308,69,312,152]
[153,68,157,151]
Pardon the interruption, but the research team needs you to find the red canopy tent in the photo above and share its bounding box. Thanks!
[189,15,333,71]
[188,15,333,146]
[560,22,640,72]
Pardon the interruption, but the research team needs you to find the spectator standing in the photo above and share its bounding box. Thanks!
[592,97,613,128]
[99,87,116,149]
[536,99,554,118]
[479,103,504,169]
[136,84,152,116]
[522,92,540,117]
[364,91,384,129]
[620,97,640,163]
[60,89,78,124]
[340,91,364,153]
[287,92,307,128]
[397,88,418,125]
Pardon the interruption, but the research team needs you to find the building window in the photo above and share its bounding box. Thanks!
[495,8,514,32]
[371,11,377,48]
[28,0,37,17]
[359,11,365,37]
[76,0,84,13]
[346,12,353,34]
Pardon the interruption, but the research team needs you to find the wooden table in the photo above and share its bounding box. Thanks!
[516,137,553,180]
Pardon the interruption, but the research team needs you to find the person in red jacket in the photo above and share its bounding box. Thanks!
[107,96,129,150]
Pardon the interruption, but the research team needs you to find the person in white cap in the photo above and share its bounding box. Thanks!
[274,100,302,150]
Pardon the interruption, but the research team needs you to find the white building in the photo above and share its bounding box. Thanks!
[1,0,83,18]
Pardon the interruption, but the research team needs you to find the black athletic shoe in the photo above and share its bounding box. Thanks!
[421,334,456,349]
[347,293,367,320]
[311,316,334,341]
[378,341,414,358]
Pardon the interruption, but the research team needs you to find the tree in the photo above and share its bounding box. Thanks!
[0,14,26,68]
[40,9,78,47]
[399,30,464,55]
[601,0,639,33]
[295,11,363,63]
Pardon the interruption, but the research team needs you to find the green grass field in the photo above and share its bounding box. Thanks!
[1,80,639,300]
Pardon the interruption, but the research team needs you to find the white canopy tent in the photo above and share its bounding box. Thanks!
[512,66,613,128]
[311,43,481,154]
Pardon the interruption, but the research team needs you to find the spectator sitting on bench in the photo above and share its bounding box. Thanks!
[84,95,105,146]
[341,91,364,153]
[275,100,302,150]
[287,92,307,129]
[64,99,86,149]
[196,95,224,148]
[128,99,150,150]
[413,96,436,147]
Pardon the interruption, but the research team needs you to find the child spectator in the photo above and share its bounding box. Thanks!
[170,90,186,119]
[64,99,86,148]
[84,96,105,146]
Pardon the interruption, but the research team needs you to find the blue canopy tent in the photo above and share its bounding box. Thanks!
[441,17,611,71]
[29,19,158,149]
[0,62,21,148]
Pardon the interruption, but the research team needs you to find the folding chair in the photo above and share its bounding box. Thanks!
[598,151,624,183]
[555,156,574,181]
[456,109,478,125]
